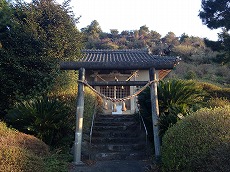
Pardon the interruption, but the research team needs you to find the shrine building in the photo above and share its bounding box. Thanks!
[60,48,180,164]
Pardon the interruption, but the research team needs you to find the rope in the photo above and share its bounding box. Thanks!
[96,70,139,82]
[96,75,106,82]
[78,79,158,103]
[126,70,139,81]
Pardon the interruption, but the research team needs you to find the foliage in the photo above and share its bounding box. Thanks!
[1,83,101,171]
[50,83,102,135]
[0,121,48,172]
[206,97,230,108]
[161,106,230,172]
[6,96,72,146]
[217,30,230,64]
[44,149,72,172]
[169,61,230,86]
[0,121,73,172]
[199,0,230,64]
[204,30,230,64]
[197,81,230,100]
[199,0,230,30]
[138,79,205,137]
[0,0,82,117]
[157,80,205,114]
[5,80,102,147]
[81,20,212,57]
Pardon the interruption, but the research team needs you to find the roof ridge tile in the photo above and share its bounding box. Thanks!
[82,49,148,54]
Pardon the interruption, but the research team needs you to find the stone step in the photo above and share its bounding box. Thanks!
[96,115,137,122]
[89,114,148,161]
[92,130,140,138]
[93,125,138,132]
[97,114,136,118]
[92,137,144,144]
[90,151,147,161]
[94,121,137,127]
[91,143,147,152]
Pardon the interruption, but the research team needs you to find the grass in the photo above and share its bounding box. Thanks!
[44,149,73,172]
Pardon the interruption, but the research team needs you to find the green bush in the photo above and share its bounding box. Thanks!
[206,97,230,108]
[161,106,230,172]
[50,85,102,140]
[6,96,72,146]
[6,84,102,147]
[198,82,230,100]
[185,70,197,80]
[138,79,206,137]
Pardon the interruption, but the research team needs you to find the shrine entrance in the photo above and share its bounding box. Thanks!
[100,85,130,114]
[60,49,180,164]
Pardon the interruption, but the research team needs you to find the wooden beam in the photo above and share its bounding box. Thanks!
[73,68,85,165]
[149,67,161,163]
[87,81,148,86]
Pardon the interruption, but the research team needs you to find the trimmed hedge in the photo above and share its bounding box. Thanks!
[0,122,49,172]
[198,82,230,100]
[161,106,230,172]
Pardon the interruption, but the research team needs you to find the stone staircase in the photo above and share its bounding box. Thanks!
[89,114,149,161]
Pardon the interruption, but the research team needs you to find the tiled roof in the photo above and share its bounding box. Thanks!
[60,49,181,70]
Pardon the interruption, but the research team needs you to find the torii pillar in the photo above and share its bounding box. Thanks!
[73,68,85,165]
[149,67,161,162]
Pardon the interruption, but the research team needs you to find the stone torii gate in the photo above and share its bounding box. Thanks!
[60,49,180,165]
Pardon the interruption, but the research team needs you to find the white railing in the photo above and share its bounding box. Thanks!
[139,111,148,145]
[89,104,97,146]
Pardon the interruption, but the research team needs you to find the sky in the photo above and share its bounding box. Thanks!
[29,0,221,41]
[68,0,221,41]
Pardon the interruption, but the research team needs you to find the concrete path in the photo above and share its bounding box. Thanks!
[69,160,155,172]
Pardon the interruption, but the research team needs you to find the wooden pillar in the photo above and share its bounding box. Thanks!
[122,101,127,111]
[149,67,161,162]
[113,85,117,112]
[73,68,85,165]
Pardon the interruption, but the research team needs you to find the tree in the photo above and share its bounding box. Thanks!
[179,33,189,43]
[0,0,82,117]
[139,25,149,37]
[199,0,230,30]
[162,32,179,46]
[81,20,102,38]
[81,20,103,48]
[110,29,119,35]
[199,0,230,64]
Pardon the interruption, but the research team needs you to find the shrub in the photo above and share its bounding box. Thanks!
[161,106,230,172]
[206,97,230,108]
[198,82,230,100]
[50,86,102,141]
[6,96,72,146]
[138,79,206,137]
[6,84,102,147]
[184,70,197,80]
[0,122,48,172]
